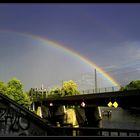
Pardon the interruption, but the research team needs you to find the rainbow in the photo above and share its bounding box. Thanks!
[0,30,120,87]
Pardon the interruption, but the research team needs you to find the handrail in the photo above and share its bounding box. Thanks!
[30,86,140,101]
[30,86,121,99]
[47,126,140,136]
[80,86,120,94]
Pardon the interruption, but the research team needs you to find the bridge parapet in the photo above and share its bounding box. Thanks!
[30,86,121,101]
[80,86,120,94]
[31,89,140,108]
[0,93,57,136]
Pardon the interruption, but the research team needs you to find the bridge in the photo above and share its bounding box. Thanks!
[31,87,140,108]
[29,87,140,132]
[0,88,140,136]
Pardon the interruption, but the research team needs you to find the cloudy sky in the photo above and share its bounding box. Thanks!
[0,3,140,90]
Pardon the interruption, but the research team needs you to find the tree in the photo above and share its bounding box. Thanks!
[46,80,80,98]
[120,80,140,91]
[61,80,80,96]
[45,80,81,125]
[0,81,7,95]
[47,87,61,98]
[6,77,32,108]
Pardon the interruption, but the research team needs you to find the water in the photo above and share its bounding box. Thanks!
[100,107,140,130]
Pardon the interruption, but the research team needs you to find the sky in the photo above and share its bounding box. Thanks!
[0,3,140,91]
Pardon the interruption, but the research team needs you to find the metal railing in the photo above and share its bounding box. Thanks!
[80,86,121,94]
[30,86,121,101]
[47,126,140,136]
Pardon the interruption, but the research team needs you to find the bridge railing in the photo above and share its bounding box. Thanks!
[47,126,140,136]
[30,86,122,101]
[80,86,121,94]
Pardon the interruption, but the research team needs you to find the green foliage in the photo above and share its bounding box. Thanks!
[119,86,125,91]
[47,87,61,98]
[45,80,80,99]
[120,80,140,91]
[61,80,80,96]
[0,77,32,108]
[0,81,7,95]
[29,88,48,101]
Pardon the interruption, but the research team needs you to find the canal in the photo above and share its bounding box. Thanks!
[100,107,140,130]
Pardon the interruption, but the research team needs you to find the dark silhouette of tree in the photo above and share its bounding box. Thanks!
[120,80,140,91]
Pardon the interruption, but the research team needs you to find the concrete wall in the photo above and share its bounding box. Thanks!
[40,105,102,128]
[0,94,52,136]
[85,106,102,127]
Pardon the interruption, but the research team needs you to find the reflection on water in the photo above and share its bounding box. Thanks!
[99,107,140,130]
